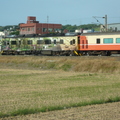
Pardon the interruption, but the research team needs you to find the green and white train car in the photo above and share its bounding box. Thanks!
[1,35,80,56]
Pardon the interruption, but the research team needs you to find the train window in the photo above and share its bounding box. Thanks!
[82,40,84,49]
[70,41,72,45]
[3,41,9,45]
[27,40,32,44]
[60,39,64,44]
[3,41,6,45]
[73,39,75,44]
[11,41,16,45]
[45,40,51,44]
[54,40,56,44]
[96,39,100,44]
[103,38,113,43]
[19,41,21,45]
[37,40,44,44]
[116,38,120,43]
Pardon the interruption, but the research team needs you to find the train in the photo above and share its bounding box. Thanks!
[1,32,120,56]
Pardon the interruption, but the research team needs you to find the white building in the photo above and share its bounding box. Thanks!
[0,32,5,36]
[107,23,120,31]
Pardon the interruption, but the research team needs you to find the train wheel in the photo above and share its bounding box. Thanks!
[87,52,91,56]
[106,51,111,56]
[101,51,106,56]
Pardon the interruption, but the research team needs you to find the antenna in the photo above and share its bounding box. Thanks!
[47,16,49,34]
[47,16,49,23]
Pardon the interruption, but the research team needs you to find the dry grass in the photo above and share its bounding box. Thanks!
[0,56,120,118]
[0,55,120,73]
[2,102,120,120]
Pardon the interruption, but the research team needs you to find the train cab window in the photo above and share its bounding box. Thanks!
[27,40,32,44]
[116,38,120,43]
[60,39,64,44]
[78,36,80,44]
[96,39,100,44]
[103,38,113,43]
[11,41,16,45]
[45,39,51,44]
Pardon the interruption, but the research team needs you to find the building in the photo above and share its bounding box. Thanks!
[107,23,120,32]
[0,32,5,36]
[19,16,62,35]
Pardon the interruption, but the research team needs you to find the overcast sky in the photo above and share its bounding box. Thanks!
[1,0,120,26]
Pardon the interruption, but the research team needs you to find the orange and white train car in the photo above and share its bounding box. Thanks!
[78,32,120,56]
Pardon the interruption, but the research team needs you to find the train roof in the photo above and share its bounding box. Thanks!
[3,32,81,38]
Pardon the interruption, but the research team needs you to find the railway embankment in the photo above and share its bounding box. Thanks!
[0,55,120,73]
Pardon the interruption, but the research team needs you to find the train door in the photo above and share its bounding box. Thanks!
[77,35,80,50]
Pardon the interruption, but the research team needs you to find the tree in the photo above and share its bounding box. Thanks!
[62,24,100,32]
[10,31,19,35]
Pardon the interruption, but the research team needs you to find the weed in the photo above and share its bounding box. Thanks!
[60,63,71,71]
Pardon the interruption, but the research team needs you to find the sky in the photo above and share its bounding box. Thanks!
[1,0,120,26]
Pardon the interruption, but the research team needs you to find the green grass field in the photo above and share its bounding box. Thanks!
[0,56,120,118]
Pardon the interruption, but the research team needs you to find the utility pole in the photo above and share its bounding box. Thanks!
[47,16,49,34]
[93,15,107,32]
[103,15,107,32]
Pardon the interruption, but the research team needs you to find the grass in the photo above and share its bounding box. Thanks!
[0,56,120,118]
[0,55,120,73]
[1,96,120,118]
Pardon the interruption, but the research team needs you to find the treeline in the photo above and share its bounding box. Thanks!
[0,25,19,31]
[62,24,100,32]
[0,24,100,35]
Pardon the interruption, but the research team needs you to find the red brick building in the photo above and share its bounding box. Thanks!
[19,16,62,35]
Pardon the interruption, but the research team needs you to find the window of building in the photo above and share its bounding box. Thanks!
[116,38,120,43]
[37,28,40,30]
[48,28,53,32]
[60,39,64,44]
[115,27,117,31]
[45,39,51,44]
[103,38,113,43]
[27,40,32,44]
[96,39,100,44]
[28,28,30,31]
[43,28,47,32]
[11,41,16,45]
[32,28,34,31]
[54,28,60,32]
